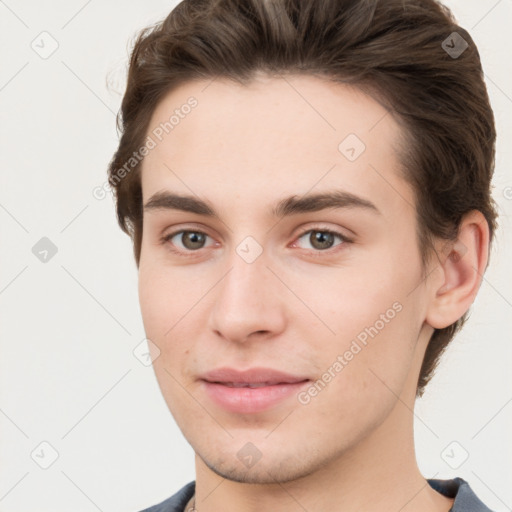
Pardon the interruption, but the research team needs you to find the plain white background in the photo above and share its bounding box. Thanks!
[0,0,511,511]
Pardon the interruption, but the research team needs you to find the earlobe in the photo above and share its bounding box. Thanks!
[425,211,490,330]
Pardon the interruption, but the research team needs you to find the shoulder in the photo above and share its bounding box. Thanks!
[137,478,494,511]
[428,477,495,512]
[137,481,196,512]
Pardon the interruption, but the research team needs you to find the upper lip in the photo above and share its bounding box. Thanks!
[200,367,310,385]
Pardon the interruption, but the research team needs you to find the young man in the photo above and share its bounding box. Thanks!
[107,0,498,510]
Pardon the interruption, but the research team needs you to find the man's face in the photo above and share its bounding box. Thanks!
[138,74,433,483]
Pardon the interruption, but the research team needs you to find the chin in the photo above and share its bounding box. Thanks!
[197,448,326,485]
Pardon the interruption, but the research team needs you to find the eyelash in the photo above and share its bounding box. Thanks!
[159,226,353,259]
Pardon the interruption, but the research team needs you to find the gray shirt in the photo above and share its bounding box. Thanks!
[139,477,495,511]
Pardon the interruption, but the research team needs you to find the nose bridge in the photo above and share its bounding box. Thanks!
[219,244,273,313]
[220,231,271,296]
[208,241,286,341]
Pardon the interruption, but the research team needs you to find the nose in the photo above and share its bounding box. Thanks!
[207,249,287,344]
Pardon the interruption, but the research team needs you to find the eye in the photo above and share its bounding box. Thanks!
[160,226,352,258]
[161,230,215,254]
[293,228,351,254]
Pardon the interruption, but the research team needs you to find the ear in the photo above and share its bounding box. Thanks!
[425,210,490,330]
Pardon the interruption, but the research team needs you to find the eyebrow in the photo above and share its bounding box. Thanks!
[143,189,380,219]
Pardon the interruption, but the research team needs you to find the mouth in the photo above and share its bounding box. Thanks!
[215,382,296,388]
[199,367,310,413]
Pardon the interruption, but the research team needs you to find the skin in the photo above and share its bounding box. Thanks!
[137,73,489,512]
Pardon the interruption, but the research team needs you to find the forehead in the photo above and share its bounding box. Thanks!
[140,74,412,218]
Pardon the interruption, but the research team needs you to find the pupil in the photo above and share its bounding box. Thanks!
[312,231,333,249]
[185,232,204,249]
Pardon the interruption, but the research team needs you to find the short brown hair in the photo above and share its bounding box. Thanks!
[107,0,498,396]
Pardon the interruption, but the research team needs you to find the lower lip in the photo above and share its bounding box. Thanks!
[201,380,310,413]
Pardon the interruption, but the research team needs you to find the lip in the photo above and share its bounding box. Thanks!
[200,367,309,385]
[199,367,310,414]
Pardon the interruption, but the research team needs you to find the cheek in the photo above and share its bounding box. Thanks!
[138,264,197,417]
[139,265,183,355]
[296,261,420,396]
[138,263,202,373]
[138,266,166,337]
[138,261,191,336]
[295,266,408,343]
[298,307,418,439]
